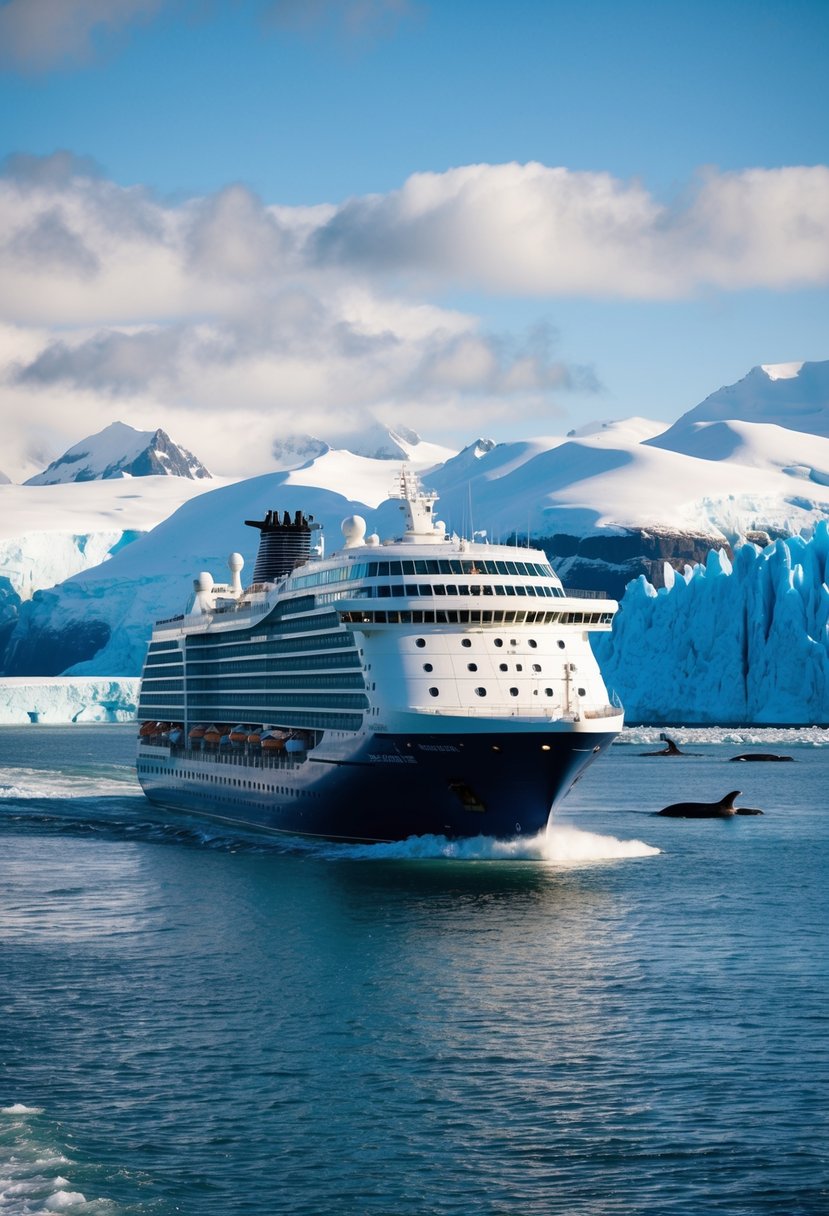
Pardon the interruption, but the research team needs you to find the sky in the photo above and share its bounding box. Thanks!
[0,0,827,480]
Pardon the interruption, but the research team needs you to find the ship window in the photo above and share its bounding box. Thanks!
[493,638,503,648]
[515,663,523,672]
[499,663,508,671]
[446,584,458,595]
[509,688,519,696]
[578,687,586,696]
[545,688,554,696]
[388,561,402,575]
[467,663,477,672]
[461,639,472,648]
[416,638,426,648]
[406,584,418,596]
[474,687,487,697]
[558,640,566,649]
[429,687,439,697]
[505,585,515,597]
[423,663,433,672]
[433,584,446,595]
[402,561,416,575]
[426,561,441,574]
[532,663,541,672]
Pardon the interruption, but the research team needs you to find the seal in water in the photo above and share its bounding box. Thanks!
[729,753,793,762]
[657,790,763,818]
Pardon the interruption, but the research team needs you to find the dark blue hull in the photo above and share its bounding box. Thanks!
[137,729,617,842]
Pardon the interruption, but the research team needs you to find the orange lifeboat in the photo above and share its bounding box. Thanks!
[261,731,286,752]
[139,721,157,737]
[247,732,262,747]
[229,725,248,744]
[189,724,206,742]
[203,725,222,747]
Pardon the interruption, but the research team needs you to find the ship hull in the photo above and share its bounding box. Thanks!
[137,727,618,843]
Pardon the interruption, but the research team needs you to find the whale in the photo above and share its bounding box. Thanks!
[641,733,701,757]
[657,790,763,818]
[729,753,793,762]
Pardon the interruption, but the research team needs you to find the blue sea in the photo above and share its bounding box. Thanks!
[1,724,827,1216]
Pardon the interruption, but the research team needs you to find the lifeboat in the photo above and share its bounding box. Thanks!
[247,731,262,747]
[139,721,157,737]
[168,728,183,745]
[285,733,306,754]
[229,725,248,745]
[189,724,206,742]
[203,725,222,747]
[261,731,286,751]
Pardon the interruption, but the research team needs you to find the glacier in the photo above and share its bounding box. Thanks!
[593,523,829,724]
[0,677,139,723]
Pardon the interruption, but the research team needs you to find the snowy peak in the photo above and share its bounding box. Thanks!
[24,422,211,485]
[272,423,456,469]
[649,359,829,452]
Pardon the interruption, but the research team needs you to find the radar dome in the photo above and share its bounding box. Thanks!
[228,552,244,573]
[196,571,214,592]
[341,515,367,547]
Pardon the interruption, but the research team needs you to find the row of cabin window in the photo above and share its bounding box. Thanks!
[330,581,562,602]
[339,609,609,626]
[289,557,557,588]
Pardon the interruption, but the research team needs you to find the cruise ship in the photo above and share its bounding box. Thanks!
[136,471,623,841]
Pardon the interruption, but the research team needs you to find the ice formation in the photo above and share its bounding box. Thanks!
[0,677,139,723]
[594,524,829,724]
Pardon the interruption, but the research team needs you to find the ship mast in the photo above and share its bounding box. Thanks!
[391,467,442,542]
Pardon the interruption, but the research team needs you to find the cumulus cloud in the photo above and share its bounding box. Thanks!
[311,162,829,297]
[0,0,165,70]
[2,152,828,478]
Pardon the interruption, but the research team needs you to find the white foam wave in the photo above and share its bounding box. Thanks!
[1,1104,43,1115]
[618,725,829,747]
[0,766,139,801]
[328,824,659,863]
[43,1191,87,1211]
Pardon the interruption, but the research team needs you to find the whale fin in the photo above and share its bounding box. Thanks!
[719,791,741,809]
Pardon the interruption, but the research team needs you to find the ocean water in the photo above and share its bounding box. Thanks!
[1,725,827,1216]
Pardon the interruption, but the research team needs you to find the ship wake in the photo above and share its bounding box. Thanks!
[327,822,660,863]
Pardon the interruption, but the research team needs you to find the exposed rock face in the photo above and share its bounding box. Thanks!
[528,528,740,598]
[25,422,211,485]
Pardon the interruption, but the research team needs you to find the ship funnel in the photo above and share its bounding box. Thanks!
[245,509,318,582]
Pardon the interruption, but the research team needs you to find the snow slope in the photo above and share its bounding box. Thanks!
[0,475,227,598]
[25,421,211,485]
[593,524,829,724]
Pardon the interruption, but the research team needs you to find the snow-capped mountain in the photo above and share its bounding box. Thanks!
[272,423,456,469]
[25,421,211,485]
[647,361,829,450]
[3,359,829,727]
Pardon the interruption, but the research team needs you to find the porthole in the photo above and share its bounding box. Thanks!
[474,687,487,697]
[510,638,518,646]
[493,638,503,648]
[499,663,508,672]
[516,664,523,672]
[528,639,537,648]
[461,638,472,648]
[429,687,439,697]
[467,662,478,671]
[509,687,519,696]
[557,640,565,649]
[578,687,586,696]
[416,638,426,648]
[545,688,553,696]
[532,663,541,672]
[423,662,433,672]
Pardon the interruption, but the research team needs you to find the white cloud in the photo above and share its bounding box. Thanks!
[2,153,828,479]
[0,0,165,70]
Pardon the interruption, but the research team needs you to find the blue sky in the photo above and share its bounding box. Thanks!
[0,0,827,476]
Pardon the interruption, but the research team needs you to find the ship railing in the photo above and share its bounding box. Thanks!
[560,587,609,599]
[138,742,309,770]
